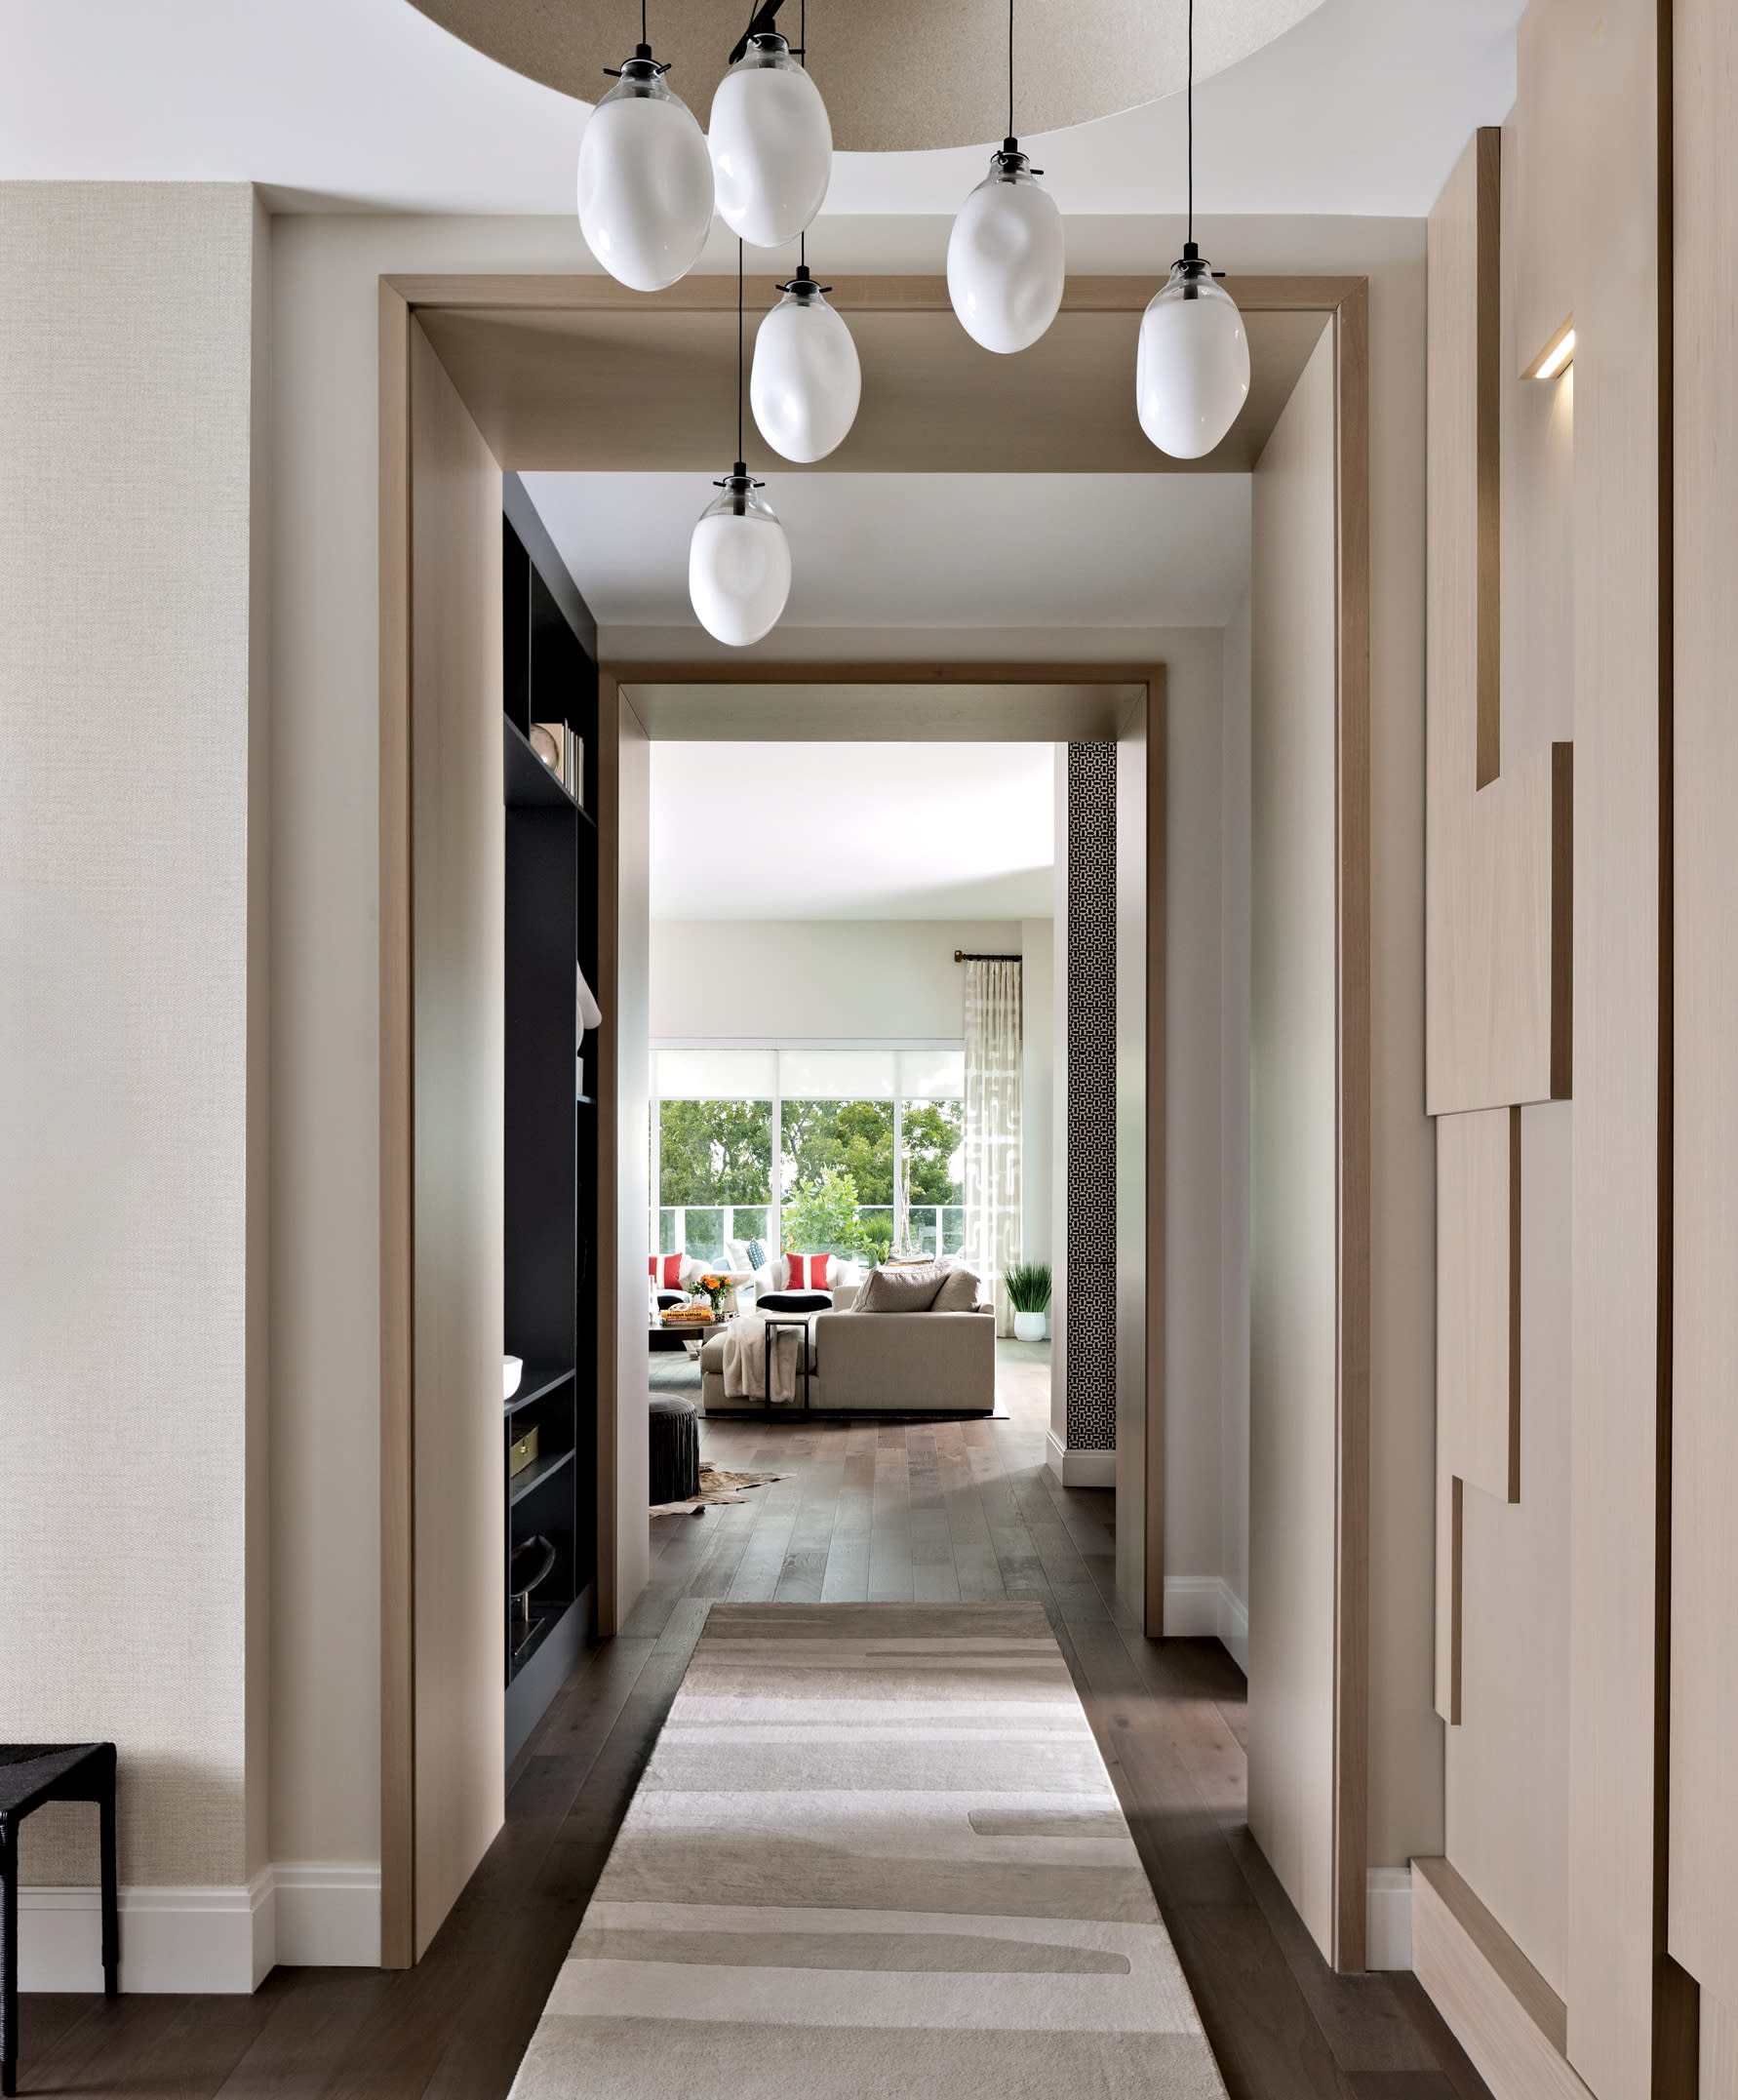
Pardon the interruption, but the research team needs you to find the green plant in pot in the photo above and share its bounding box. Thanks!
[1006,1262,1052,1341]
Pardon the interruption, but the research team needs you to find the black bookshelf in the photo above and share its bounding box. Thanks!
[502,477,601,1766]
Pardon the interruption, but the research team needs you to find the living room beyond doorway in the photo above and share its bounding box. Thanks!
[643,738,1057,1442]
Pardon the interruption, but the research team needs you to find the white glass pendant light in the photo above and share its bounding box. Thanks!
[691,246,793,647]
[946,0,1064,354]
[690,470,792,646]
[1136,0,1249,457]
[576,10,713,293]
[1136,246,1248,456]
[751,266,860,461]
[709,13,831,249]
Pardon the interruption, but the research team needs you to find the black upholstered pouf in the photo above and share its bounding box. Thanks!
[649,1393,700,1504]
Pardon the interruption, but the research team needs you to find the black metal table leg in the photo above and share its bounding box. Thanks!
[2,1816,18,2099]
[97,1748,118,1999]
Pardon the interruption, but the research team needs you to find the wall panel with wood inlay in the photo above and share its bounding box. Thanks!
[1425,130,1571,1120]
[1560,1,1664,2089]
[1433,1103,1519,1727]
[1671,0,1738,2050]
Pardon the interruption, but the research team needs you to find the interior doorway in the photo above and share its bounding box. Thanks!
[595,663,1163,1650]
[375,270,1370,1975]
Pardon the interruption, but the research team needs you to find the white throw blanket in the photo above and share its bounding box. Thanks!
[723,1314,807,1405]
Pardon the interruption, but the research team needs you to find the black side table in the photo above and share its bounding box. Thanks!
[0,1743,117,2096]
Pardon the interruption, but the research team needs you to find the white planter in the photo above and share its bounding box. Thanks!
[1012,1310,1047,1343]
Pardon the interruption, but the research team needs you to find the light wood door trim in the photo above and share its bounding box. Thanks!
[614,658,1169,1632]
[1145,673,1169,1640]
[380,270,1372,1970]
[383,273,1365,318]
[1333,276,1372,1976]
[377,277,416,1972]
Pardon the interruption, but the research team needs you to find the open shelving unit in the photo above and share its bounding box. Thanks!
[501,475,601,1764]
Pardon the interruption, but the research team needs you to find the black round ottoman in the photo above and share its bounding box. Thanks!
[649,1393,700,1506]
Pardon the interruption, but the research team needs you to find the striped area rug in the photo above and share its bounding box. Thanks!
[509,1603,1227,2098]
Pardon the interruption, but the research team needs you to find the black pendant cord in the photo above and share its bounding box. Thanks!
[737,238,745,467]
[1186,0,1194,246]
[641,0,647,47]
[1007,0,1014,142]
[800,0,807,270]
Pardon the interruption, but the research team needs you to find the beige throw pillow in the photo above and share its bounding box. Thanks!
[855,1262,947,1313]
[930,1264,982,1312]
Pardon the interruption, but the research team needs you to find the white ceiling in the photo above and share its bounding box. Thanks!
[651,741,1054,920]
[523,471,1251,632]
[0,0,1524,218]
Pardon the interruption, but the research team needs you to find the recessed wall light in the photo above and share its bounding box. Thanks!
[1525,319,1575,379]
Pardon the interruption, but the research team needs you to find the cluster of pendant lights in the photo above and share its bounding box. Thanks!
[575,0,1249,646]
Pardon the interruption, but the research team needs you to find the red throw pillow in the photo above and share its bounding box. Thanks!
[648,1251,684,1289]
[786,1251,830,1290]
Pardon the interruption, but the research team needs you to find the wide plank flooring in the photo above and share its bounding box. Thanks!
[17,1348,1486,2100]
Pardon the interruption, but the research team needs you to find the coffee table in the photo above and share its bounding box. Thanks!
[652,1316,726,1359]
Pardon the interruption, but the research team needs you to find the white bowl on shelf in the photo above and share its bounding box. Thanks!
[503,1355,524,1402]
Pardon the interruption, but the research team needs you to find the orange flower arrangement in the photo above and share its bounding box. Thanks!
[663,1273,729,1324]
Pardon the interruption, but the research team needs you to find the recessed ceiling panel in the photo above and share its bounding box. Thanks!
[526,471,1250,630]
[417,299,1327,473]
[406,0,1327,151]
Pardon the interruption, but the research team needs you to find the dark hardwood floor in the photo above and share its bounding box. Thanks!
[18,1350,1486,2099]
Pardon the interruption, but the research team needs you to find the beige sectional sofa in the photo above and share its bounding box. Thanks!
[697,1291,997,1415]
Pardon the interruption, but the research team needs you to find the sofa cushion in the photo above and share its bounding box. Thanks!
[785,1250,831,1290]
[756,1289,831,1312]
[650,1250,685,1290]
[931,1263,982,1312]
[855,1261,947,1313]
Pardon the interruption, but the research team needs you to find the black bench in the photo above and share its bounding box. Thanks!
[0,1744,117,2097]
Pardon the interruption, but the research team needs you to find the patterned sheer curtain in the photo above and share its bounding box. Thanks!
[963,959,1023,1334]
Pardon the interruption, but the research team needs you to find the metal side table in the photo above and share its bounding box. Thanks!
[1,1742,118,2096]
[761,1315,814,1408]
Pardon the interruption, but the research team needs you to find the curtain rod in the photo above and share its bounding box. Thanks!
[954,950,1021,962]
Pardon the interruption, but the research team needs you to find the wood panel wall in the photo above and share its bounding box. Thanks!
[1560,0,1665,2087]
[1671,0,1738,2080]
[1424,132,1571,1122]
[1422,2,1688,2096]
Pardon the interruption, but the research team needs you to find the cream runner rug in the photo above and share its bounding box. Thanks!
[509,1602,1227,2099]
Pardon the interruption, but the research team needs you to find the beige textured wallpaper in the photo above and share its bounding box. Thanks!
[0,182,266,1887]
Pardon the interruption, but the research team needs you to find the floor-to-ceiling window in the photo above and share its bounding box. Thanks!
[650,1045,965,1265]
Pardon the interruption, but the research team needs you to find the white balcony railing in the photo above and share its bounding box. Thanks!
[652,1203,966,1266]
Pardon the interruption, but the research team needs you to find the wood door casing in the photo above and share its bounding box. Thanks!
[379,273,1371,1972]
[378,304,506,1965]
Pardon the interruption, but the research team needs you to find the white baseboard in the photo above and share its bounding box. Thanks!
[19,1861,381,1992]
[1046,1429,1116,1487]
[271,1862,382,1968]
[1366,1867,1413,1970]
[1162,1575,1248,1671]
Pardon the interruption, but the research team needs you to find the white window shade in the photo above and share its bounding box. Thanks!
[653,1048,777,1099]
[778,1049,896,1099]
[899,1049,966,1099]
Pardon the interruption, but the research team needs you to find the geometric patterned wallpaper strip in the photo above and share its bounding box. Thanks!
[1065,741,1118,1451]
